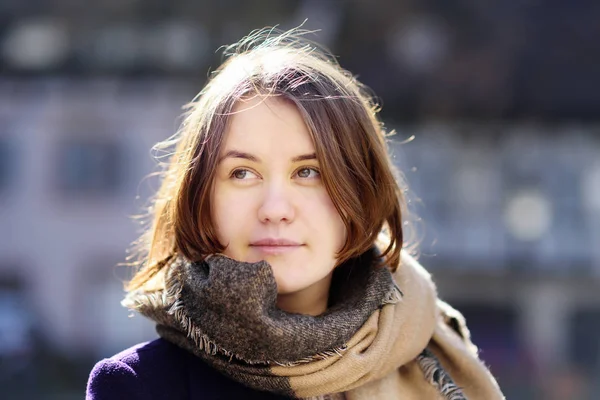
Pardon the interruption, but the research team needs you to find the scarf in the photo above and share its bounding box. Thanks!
[123,249,504,400]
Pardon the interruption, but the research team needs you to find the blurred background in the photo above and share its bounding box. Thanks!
[0,0,598,399]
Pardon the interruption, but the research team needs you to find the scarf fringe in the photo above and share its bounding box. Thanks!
[121,255,481,400]
[124,257,404,368]
[416,349,466,400]
[382,283,403,305]
[159,259,351,367]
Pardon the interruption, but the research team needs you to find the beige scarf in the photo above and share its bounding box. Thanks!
[123,250,504,399]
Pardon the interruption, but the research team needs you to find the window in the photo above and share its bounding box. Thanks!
[78,255,156,355]
[570,309,600,374]
[57,138,125,196]
[0,138,13,192]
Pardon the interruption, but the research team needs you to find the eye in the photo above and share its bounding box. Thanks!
[231,168,258,180]
[296,167,320,179]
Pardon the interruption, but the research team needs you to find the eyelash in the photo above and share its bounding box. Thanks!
[296,167,320,179]
[230,167,320,180]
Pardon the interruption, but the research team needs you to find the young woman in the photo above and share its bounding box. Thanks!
[86,29,504,399]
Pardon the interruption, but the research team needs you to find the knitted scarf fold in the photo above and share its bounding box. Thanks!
[123,249,505,400]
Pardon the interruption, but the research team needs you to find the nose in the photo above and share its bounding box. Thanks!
[257,182,296,224]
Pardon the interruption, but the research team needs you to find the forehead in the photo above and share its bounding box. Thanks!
[222,96,315,154]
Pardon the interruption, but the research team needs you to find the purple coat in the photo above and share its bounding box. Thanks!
[86,338,288,399]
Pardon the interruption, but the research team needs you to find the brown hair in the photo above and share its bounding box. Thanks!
[126,28,410,292]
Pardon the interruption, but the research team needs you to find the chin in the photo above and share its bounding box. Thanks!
[275,284,306,295]
[272,275,306,295]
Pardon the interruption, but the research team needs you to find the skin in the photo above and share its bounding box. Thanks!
[210,95,347,316]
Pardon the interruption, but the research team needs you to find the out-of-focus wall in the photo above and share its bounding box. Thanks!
[0,1,599,399]
[1,80,599,399]
[0,79,192,354]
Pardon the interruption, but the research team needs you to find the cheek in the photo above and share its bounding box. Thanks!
[211,185,248,244]
[331,209,347,250]
[309,190,347,249]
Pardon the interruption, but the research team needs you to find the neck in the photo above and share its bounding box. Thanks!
[276,272,333,316]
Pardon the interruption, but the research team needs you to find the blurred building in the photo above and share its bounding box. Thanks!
[0,79,599,377]
[0,0,599,398]
[0,79,193,357]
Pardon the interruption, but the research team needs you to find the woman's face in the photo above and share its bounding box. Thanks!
[211,96,346,299]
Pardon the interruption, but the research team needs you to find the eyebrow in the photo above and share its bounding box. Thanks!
[219,150,317,163]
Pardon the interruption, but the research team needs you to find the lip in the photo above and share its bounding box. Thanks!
[251,238,302,246]
[250,238,304,255]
